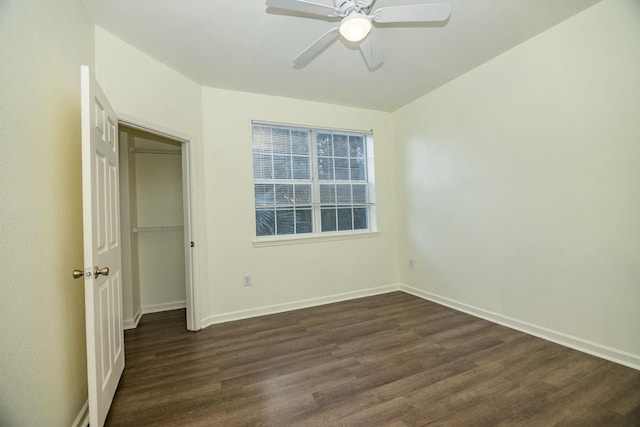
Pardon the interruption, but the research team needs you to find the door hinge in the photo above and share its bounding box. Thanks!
[190,241,195,248]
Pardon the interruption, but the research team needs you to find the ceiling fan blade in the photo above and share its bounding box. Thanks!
[359,31,382,68]
[266,0,340,18]
[372,3,451,24]
[293,27,340,66]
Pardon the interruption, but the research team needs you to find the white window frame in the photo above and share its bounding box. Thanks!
[252,121,377,245]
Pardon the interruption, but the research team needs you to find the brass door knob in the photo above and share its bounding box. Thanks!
[73,270,85,279]
[94,266,109,277]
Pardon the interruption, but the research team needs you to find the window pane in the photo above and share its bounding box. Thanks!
[253,153,273,180]
[292,130,309,155]
[353,207,367,230]
[275,184,294,205]
[294,184,311,204]
[256,209,275,236]
[295,208,312,233]
[337,208,353,231]
[350,158,365,181]
[334,158,350,180]
[252,126,272,152]
[317,133,333,156]
[319,184,335,204]
[255,184,274,206]
[349,135,365,159]
[336,184,352,203]
[352,184,367,204]
[318,157,334,180]
[276,209,294,235]
[333,134,348,157]
[292,155,310,179]
[321,207,337,232]
[272,128,291,154]
[273,155,292,179]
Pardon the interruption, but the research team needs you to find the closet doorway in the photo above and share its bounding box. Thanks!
[118,123,196,331]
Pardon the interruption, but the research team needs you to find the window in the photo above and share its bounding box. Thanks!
[252,122,375,239]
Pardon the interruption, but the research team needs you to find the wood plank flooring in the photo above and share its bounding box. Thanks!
[105,292,640,426]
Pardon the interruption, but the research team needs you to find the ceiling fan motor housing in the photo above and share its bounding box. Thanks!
[335,0,371,16]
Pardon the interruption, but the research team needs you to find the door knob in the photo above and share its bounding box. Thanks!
[73,270,85,279]
[94,266,109,277]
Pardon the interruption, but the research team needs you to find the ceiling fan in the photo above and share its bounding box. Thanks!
[265,0,452,68]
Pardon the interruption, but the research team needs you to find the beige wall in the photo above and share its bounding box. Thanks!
[0,0,95,425]
[394,0,640,363]
[201,88,399,321]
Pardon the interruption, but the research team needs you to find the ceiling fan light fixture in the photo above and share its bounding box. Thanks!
[339,13,372,42]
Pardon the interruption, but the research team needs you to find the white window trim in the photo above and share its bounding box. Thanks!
[253,230,380,247]
[252,121,378,244]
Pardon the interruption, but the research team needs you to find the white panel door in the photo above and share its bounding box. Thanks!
[80,65,124,427]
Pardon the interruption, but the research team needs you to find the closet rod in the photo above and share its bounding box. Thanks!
[132,225,184,233]
[129,148,181,155]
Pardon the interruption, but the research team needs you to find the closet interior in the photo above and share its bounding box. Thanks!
[119,125,187,329]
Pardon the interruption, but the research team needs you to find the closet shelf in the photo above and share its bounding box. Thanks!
[132,225,184,233]
[129,147,181,155]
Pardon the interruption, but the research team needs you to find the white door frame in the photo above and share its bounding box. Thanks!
[117,113,200,331]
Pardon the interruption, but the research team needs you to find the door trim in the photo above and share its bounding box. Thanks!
[117,112,200,331]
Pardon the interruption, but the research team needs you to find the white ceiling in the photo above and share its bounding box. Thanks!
[83,0,600,112]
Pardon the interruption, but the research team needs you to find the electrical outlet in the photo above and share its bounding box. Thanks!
[409,259,414,269]
[243,275,251,286]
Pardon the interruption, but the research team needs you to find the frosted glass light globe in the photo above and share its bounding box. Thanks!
[339,14,372,42]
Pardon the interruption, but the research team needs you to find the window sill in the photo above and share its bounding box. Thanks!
[253,231,380,247]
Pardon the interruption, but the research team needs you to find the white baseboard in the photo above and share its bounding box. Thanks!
[71,401,88,427]
[142,300,186,315]
[201,284,400,328]
[400,284,640,371]
[123,306,143,330]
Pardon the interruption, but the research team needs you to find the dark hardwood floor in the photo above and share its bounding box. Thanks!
[105,292,640,426]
